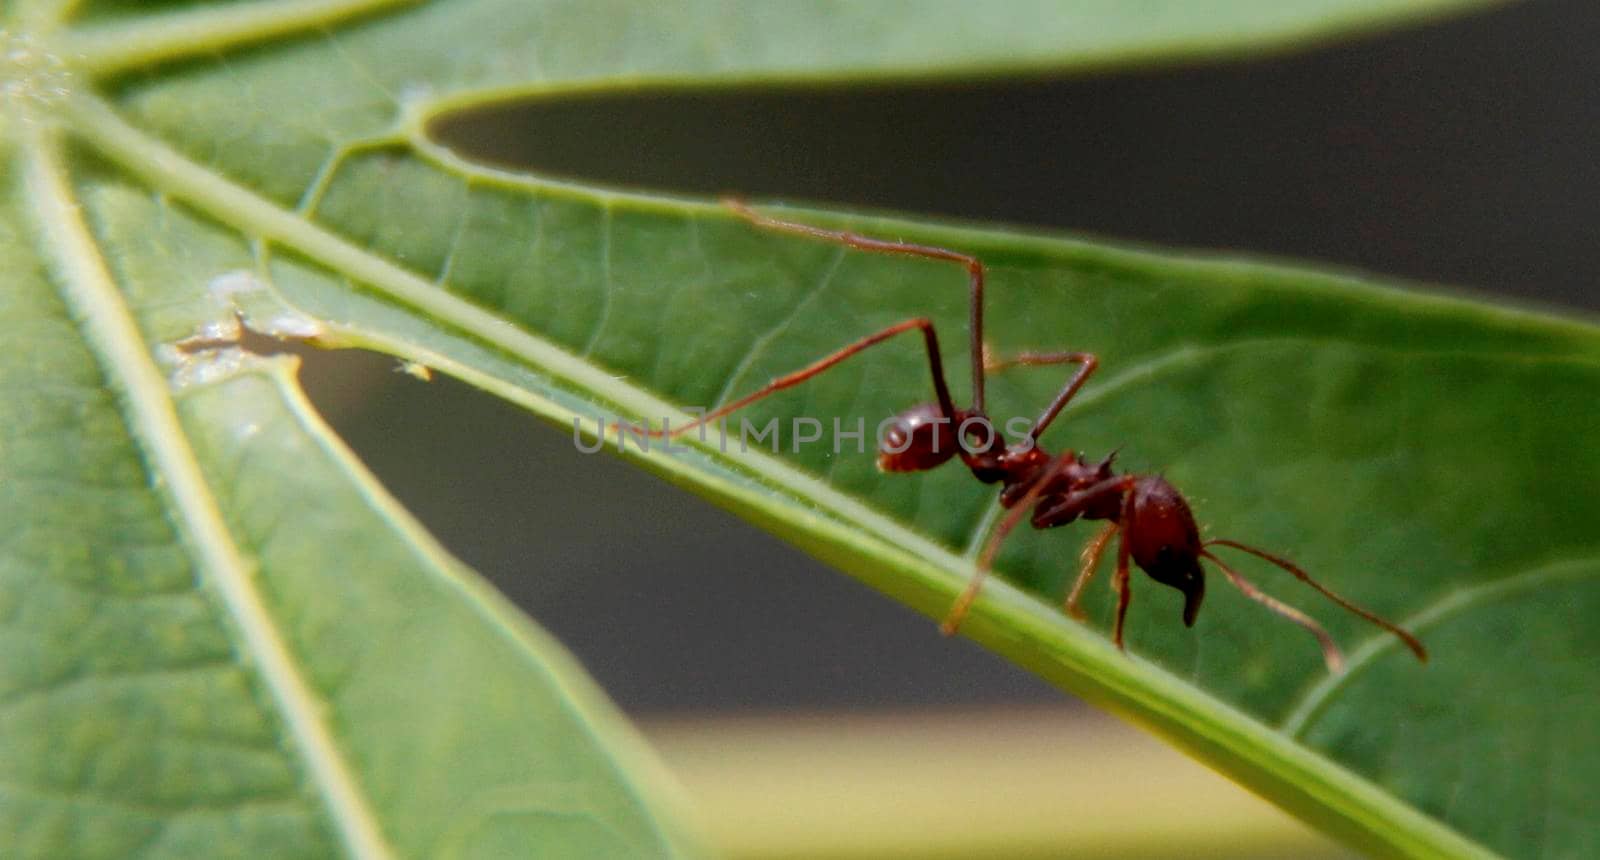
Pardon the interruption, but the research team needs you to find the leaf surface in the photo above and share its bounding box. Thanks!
[2,1,1571,858]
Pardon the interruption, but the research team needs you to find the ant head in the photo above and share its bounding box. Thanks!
[1145,547,1206,627]
[877,403,960,472]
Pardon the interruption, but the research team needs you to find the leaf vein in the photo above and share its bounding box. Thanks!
[580,200,617,358]
[1279,557,1600,736]
[65,0,421,77]
[710,244,847,411]
[20,125,394,860]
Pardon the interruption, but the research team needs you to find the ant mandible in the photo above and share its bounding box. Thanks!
[639,199,1427,673]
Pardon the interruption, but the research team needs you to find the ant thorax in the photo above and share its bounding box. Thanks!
[997,449,1120,517]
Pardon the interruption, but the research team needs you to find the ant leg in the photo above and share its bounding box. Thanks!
[940,448,1080,635]
[1031,474,1136,526]
[984,351,1100,442]
[1204,539,1427,662]
[939,569,989,637]
[621,316,957,440]
[1111,500,1134,651]
[945,466,1132,636]
[725,198,990,413]
[1065,522,1118,619]
[1200,551,1346,673]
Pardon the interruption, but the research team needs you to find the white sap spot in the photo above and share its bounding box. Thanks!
[166,270,324,389]
[207,269,268,302]
[189,269,324,344]
[396,81,436,129]
[262,312,322,339]
[170,347,251,390]
[395,359,433,382]
[0,29,73,133]
[192,316,242,343]
[398,81,434,109]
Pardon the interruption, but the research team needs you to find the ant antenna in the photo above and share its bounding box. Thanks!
[1205,539,1428,662]
[1200,550,1346,673]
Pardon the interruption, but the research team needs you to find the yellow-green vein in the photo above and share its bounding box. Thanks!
[20,125,394,860]
[64,0,421,77]
[1281,558,1600,737]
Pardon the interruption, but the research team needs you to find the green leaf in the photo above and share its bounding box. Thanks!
[3,158,703,858]
[1,0,1564,858]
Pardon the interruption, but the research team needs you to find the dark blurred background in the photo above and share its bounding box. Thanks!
[300,0,1597,717]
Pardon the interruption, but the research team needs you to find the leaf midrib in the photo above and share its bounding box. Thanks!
[18,125,394,860]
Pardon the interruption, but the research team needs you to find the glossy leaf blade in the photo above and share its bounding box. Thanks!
[1,0,1558,858]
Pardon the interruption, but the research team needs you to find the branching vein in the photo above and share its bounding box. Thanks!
[64,0,421,77]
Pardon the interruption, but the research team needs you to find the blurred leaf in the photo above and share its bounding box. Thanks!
[0,0,1554,858]
[648,708,1356,860]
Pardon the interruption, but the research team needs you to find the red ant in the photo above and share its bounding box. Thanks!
[634,199,1427,673]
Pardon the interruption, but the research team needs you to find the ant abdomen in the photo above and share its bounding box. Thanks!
[1126,478,1204,566]
[1126,477,1207,626]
